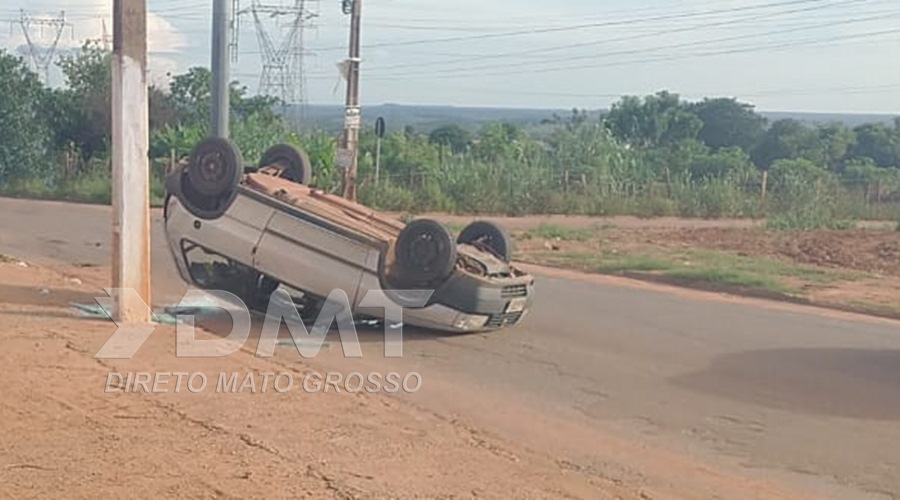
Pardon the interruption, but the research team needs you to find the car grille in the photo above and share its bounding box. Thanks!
[485,312,524,329]
[501,284,528,298]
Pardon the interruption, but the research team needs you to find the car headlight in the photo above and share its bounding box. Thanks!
[454,314,488,331]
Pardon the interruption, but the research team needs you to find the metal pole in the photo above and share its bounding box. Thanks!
[211,0,231,138]
[111,0,151,323]
[341,0,362,201]
[375,136,381,186]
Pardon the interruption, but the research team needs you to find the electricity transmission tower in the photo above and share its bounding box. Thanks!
[14,9,73,84]
[230,0,319,116]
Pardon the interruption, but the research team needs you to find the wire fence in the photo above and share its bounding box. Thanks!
[353,168,900,222]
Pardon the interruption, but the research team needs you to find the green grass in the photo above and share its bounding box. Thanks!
[523,223,596,241]
[443,221,467,236]
[666,267,789,293]
[595,253,675,273]
[526,247,856,296]
[1,175,167,207]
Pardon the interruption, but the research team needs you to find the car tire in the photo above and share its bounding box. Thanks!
[457,221,512,261]
[258,144,312,185]
[175,137,244,220]
[393,219,457,289]
[188,136,243,197]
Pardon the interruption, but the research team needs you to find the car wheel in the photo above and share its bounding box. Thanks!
[176,137,244,220]
[188,137,243,197]
[258,144,312,185]
[457,221,512,261]
[393,219,457,289]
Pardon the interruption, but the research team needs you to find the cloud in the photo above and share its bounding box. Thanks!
[2,1,187,83]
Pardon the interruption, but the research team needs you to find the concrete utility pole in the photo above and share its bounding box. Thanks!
[211,0,231,138]
[111,0,151,323]
[340,0,362,201]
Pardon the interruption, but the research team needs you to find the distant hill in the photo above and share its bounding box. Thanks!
[758,111,898,127]
[285,103,898,134]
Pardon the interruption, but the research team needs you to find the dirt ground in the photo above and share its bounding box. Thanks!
[513,225,900,316]
[0,258,649,500]
[644,227,900,277]
[3,212,893,499]
[392,213,900,318]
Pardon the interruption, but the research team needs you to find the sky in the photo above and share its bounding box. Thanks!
[1,0,900,113]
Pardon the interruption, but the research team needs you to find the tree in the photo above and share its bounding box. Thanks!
[169,66,283,128]
[688,97,766,152]
[603,91,702,149]
[169,67,212,127]
[56,39,112,164]
[149,86,179,131]
[0,49,53,182]
[815,122,855,171]
[428,124,471,154]
[848,122,899,168]
[751,119,820,169]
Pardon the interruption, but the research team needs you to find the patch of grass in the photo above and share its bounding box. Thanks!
[1,177,55,198]
[595,253,675,273]
[523,223,594,241]
[896,219,900,232]
[524,245,856,297]
[443,221,466,236]
[1,174,166,207]
[0,254,15,263]
[665,267,789,293]
[765,212,857,231]
[684,249,858,284]
[57,175,112,204]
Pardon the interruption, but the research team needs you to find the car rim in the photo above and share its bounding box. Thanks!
[198,151,227,186]
[409,234,440,269]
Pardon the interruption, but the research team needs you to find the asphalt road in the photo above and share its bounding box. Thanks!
[2,196,900,499]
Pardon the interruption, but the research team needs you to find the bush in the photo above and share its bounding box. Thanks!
[358,182,417,212]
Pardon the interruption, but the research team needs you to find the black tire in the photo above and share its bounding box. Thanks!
[258,144,312,185]
[188,137,243,197]
[393,219,457,289]
[457,221,512,261]
[175,137,243,220]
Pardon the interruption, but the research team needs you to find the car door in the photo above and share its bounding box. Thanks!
[253,209,372,304]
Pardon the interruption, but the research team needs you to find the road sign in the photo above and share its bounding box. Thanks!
[375,116,386,138]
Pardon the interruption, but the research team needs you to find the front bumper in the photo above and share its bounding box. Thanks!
[431,270,535,331]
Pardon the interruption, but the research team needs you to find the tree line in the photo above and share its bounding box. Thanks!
[1,42,899,228]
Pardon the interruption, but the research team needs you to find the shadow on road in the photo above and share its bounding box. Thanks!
[671,348,900,421]
[0,283,98,309]
[188,308,477,350]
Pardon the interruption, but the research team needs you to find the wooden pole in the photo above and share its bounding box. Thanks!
[111,0,151,323]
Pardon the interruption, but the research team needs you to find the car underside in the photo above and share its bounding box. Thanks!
[163,137,535,333]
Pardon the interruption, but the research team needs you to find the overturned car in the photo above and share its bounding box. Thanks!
[162,137,535,333]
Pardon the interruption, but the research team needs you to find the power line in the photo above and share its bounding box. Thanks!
[308,0,839,53]
[368,0,871,73]
[360,10,900,81]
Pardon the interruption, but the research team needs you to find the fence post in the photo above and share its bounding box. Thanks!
[665,167,672,198]
[760,169,768,206]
